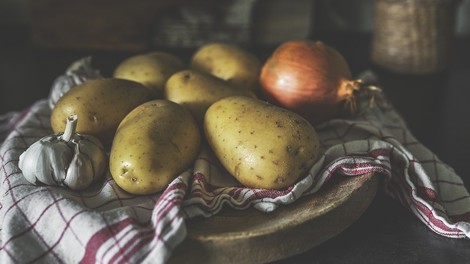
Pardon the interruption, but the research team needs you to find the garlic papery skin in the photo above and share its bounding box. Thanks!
[18,115,107,190]
[48,56,102,109]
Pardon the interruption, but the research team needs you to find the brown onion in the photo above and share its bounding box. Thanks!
[260,40,360,125]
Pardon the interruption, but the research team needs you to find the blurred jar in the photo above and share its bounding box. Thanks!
[371,0,461,75]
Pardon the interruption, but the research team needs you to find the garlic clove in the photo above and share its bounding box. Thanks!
[78,139,107,182]
[64,145,94,190]
[19,141,44,185]
[47,141,74,184]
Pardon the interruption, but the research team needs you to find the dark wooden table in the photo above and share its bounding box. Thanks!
[1,28,469,263]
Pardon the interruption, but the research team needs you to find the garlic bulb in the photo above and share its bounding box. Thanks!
[48,56,102,109]
[18,115,107,190]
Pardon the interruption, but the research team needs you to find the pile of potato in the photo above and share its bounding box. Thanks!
[50,43,321,195]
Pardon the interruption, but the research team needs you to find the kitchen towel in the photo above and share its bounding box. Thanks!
[1,83,469,264]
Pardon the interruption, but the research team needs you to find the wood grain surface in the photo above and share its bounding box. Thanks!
[169,173,379,264]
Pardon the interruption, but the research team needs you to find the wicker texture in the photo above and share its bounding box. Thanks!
[372,0,459,74]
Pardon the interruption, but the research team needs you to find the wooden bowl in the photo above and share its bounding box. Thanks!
[170,173,379,264]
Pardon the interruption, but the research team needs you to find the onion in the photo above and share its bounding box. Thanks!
[260,40,361,125]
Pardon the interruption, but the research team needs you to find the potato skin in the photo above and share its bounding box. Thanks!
[51,78,151,146]
[113,52,184,98]
[110,100,201,195]
[165,70,256,125]
[190,43,261,92]
[204,96,320,190]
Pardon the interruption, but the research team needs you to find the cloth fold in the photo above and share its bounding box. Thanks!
[1,93,469,263]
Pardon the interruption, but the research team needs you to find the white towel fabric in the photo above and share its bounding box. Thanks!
[1,91,469,263]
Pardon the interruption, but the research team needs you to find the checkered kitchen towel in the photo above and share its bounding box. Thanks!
[1,86,470,263]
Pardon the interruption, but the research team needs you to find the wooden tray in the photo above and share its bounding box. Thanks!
[169,173,379,264]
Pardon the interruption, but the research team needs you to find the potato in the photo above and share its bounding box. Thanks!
[165,70,256,125]
[204,96,320,190]
[51,78,151,146]
[190,43,261,91]
[113,52,185,98]
[110,100,201,194]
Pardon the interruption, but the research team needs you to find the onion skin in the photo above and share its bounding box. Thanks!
[260,40,356,125]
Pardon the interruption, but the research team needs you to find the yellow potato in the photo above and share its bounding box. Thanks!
[113,52,185,98]
[190,43,261,91]
[204,96,320,190]
[110,100,201,195]
[51,78,151,146]
[165,70,256,125]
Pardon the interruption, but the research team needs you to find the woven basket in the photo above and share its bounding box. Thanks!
[371,0,459,75]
